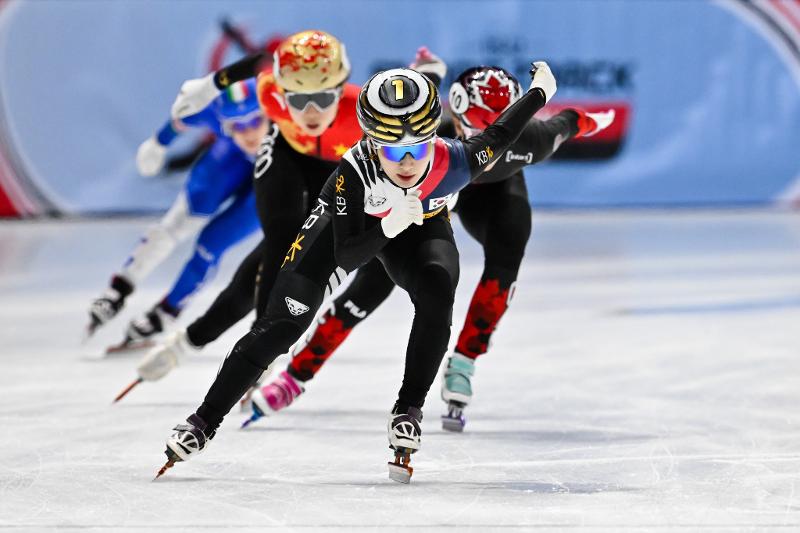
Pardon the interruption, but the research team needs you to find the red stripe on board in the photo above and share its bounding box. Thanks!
[0,182,19,217]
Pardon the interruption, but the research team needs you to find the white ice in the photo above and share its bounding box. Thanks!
[1,211,800,532]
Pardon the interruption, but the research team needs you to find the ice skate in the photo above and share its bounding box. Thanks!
[387,405,422,484]
[241,370,304,428]
[85,276,133,340]
[440,353,475,432]
[238,361,280,412]
[155,414,214,479]
[106,305,175,354]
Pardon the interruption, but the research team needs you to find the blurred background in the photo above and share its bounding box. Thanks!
[1,0,799,217]
[2,1,800,528]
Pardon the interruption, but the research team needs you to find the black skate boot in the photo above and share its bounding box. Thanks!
[387,404,422,484]
[107,301,176,354]
[155,413,215,479]
[86,275,133,339]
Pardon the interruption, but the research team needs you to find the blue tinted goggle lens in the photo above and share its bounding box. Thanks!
[379,141,432,162]
[226,114,264,133]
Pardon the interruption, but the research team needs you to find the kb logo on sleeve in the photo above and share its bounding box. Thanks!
[335,175,347,215]
[475,145,494,166]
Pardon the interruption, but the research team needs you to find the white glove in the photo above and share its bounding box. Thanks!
[136,330,196,381]
[529,61,557,103]
[381,190,424,238]
[135,136,167,177]
[170,73,219,119]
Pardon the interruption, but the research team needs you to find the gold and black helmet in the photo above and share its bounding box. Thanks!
[356,68,441,146]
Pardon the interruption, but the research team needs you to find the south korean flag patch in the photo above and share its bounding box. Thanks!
[285,297,309,316]
[428,194,453,211]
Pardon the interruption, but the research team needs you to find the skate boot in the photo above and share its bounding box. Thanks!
[241,370,305,428]
[86,275,134,339]
[108,302,176,354]
[575,109,616,138]
[440,353,475,432]
[155,413,214,479]
[387,404,422,484]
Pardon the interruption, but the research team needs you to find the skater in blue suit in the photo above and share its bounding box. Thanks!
[87,79,269,351]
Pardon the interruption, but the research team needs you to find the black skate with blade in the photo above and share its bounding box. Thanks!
[387,405,422,484]
[106,305,172,355]
[155,414,215,479]
[86,276,133,339]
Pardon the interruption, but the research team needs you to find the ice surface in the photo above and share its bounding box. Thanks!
[1,211,799,531]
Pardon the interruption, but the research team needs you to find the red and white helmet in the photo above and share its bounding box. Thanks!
[448,66,522,136]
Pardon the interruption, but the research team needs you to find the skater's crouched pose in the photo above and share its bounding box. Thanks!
[251,67,615,431]
[156,62,557,483]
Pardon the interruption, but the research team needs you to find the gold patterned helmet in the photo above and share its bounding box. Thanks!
[273,30,351,93]
[357,68,442,146]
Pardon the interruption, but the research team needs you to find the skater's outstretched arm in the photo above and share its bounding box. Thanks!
[171,52,268,119]
[135,102,219,177]
[507,107,616,168]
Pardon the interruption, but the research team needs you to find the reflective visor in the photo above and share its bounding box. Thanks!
[379,141,432,162]
[224,114,265,133]
[221,110,265,135]
[284,89,339,111]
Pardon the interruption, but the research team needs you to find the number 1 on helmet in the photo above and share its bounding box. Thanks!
[392,79,404,101]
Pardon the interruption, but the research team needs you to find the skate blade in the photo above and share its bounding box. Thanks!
[388,451,413,484]
[153,458,176,480]
[105,339,155,355]
[388,463,412,483]
[240,403,265,429]
[112,377,144,403]
[153,448,181,480]
[441,414,465,432]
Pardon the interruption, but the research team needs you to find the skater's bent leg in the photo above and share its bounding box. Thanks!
[121,192,207,284]
[288,258,396,381]
[185,241,262,347]
[162,191,259,313]
[396,237,460,410]
[455,176,532,359]
[195,270,324,430]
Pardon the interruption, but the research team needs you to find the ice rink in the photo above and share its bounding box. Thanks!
[1,210,799,531]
